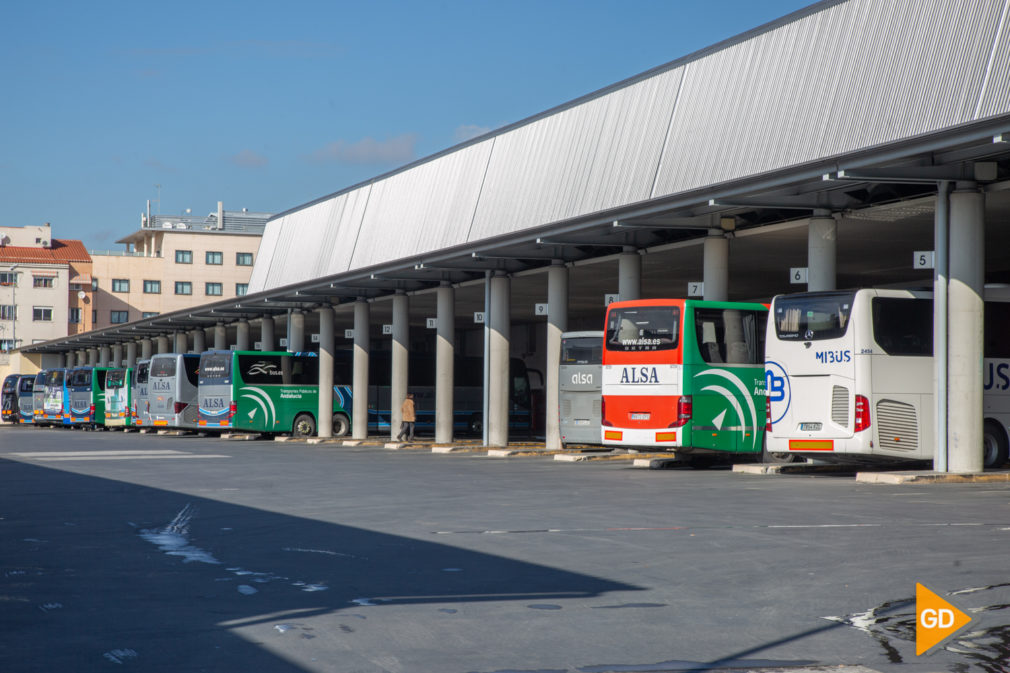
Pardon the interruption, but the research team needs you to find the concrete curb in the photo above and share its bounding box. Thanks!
[274,436,307,443]
[856,470,1010,484]
[431,446,470,454]
[632,458,685,469]
[220,433,261,441]
[732,463,855,475]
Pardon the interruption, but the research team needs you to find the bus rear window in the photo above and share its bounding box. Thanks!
[19,377,34,394]
[562,337,602,365]
[2,377,15,393]
[69,369,92,387]
[773,293,854,341]
[107,370,127,388]
[150,358,177,378]
[199,354,232,384]
[606,306,680,351]
[47,371,64,386]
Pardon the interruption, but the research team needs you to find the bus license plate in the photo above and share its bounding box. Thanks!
[574,419,590,426]
[631,412,650,421]
[800,422,822,431]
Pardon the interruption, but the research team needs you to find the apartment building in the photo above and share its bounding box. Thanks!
[90,203,270,329]
[0,224,94,351]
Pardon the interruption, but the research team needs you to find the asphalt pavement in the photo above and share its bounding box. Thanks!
[1,425,1007,673]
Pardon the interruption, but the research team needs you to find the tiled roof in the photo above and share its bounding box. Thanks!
[0,239,91,264]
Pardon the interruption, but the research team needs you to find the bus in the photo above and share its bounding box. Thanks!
[42,368,71,426]
[67,367,112,427]
[1,374,19,423]
[601,299,769,462]
[764,288,1010,468]
[132,359,151,428]
[362,352,534,437]
[31,370,47,423]
[559,331,603,446]
[197,350,352,436]
[17,375,35,424]
[148,353,201,429]
[105,368,133,427]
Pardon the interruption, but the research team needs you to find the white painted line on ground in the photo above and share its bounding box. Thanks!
[28,454,231,462]
[8,450,188,457]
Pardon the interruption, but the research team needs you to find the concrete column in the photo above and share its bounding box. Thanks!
[546,262,568,450]
[435,283,455,444]
[703,230,729,301]
[214,324,226,350]
[126,342,138,368]
[808,214,837,292]
[156,336,170,354]
[112,344,123,368]
[288,310,305,352]
[488,272,511,447]
[141,339,153,360]
[99,347,111,366]
[352,300,370,439]
[317,306,334,438]
[947,183,985,474]
[65,352,75,368]
[618,248,641,301]
[260,315,275,351]
[88,348,98,365]
[391,292,409,440]
[934,182,951,472]
[235,320,250,351]
[77,350,87,367]
[174,332,187,354]
[192,329,206,354]
[56,353,66,368]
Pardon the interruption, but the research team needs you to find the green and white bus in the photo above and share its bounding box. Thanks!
[601,298,769,463]
[104,367,133,427]
[197,350,352,437]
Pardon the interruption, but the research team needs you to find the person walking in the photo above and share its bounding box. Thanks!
[396,392,416,442]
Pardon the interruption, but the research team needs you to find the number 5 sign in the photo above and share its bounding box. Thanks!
[914,251,935,269]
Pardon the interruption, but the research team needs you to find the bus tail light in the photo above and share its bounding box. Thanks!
[854,395,871,432]
[765,396,772,431]
[669,395,692,427]
[174,401,188,414]
[601,397,612,427]
[228,401,237,419]
[89,404,95,416]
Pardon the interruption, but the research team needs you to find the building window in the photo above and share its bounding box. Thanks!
[68,308,81,324]
[33,276,55,288]
[175,281,192,295]
[142,311,159,319]
[0,272,17,286]
[206,251,223,265]
[175,250,193,264]
[235,283,248,296]
[0,304,16,320]
[0,339,17,352]
[32,307,53,322]
[110,310,129,324]
[112,278,130,293]
[236,252,254,266]
[143,280,161,294]
[205,282,223,296]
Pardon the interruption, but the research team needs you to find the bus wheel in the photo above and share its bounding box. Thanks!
[332,413,350,437]
[292,413,316,438]
[468,415,482,436]
[982,420,1008,468]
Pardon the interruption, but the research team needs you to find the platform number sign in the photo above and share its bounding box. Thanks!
[688,282,704,297]
[426,318,437,329]
[914,251,935,269]
[604,294,619,306]
[535,303,548,317]
[790,267,808,284]
[344,329,354,339]
[382,324,392,335]
[473,312,485,324]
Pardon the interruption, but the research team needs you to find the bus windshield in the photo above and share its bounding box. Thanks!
[773,292,854,341]
[199,353,232,385]
[69,369,92,387]
[562,336,602,365]
[606,306,680,351]
[107,370,127,389]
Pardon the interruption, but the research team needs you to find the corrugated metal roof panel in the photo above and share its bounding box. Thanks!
[976,0,1010,119]
[350,141,492,268]
[469,71,683,240]
[247,217,284,293]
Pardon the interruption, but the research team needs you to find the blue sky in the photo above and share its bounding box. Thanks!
[1,0,814,250]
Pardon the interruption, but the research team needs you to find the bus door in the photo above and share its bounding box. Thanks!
[766,291,860,454]
[688,306,767,454]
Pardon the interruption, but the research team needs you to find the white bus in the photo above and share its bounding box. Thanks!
[558,331,603,447]
[764,288,1010,468]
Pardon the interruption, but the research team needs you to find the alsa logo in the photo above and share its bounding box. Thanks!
[571,372,595,385]
[151,380,172,392]
[619,367,659,384]
[203,397,226,409]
